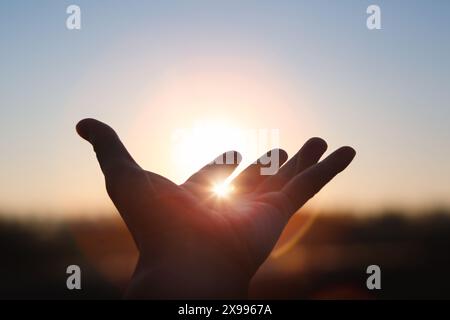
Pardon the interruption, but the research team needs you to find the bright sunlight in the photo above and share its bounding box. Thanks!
[213,181,235,198]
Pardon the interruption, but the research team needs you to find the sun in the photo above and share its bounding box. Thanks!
[170,119,245,183]
[213,181,235,198]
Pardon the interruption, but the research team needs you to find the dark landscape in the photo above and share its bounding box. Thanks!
[2,208,449,299]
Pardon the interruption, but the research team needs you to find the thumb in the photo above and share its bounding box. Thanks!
[76,118,140,176]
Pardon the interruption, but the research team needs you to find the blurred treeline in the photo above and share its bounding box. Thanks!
[1,208,450,299]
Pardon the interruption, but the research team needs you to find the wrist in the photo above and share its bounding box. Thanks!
[124,256,250,299]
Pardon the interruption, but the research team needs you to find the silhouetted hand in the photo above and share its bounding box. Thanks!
[76,118,355,299]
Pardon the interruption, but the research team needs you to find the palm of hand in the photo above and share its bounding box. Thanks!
[76,118,355,298]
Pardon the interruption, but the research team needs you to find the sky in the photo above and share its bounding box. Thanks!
[0,0,449,217]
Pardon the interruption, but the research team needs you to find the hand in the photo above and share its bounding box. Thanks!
[76,118,356,299]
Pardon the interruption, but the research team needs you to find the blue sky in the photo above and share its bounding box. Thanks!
[1,1,449,216]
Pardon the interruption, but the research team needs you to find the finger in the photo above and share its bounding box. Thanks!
[257,137,327,193]
[280,146,356,216]
[232,149,288,194]
[183,151,242,188]
[76,118,140,177]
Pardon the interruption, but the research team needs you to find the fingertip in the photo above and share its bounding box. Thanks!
[278,148,289,159]
[76,118,95,141]
[267,148,288,163]
[76,118,107,141]
[76,118,118,144]
[235,151,243,164]
[339,146,356,159]
[214,150,242,165]
[333,146,356,170]
[306,137,328,153]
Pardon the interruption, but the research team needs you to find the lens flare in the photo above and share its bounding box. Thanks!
[213,182,234,198]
